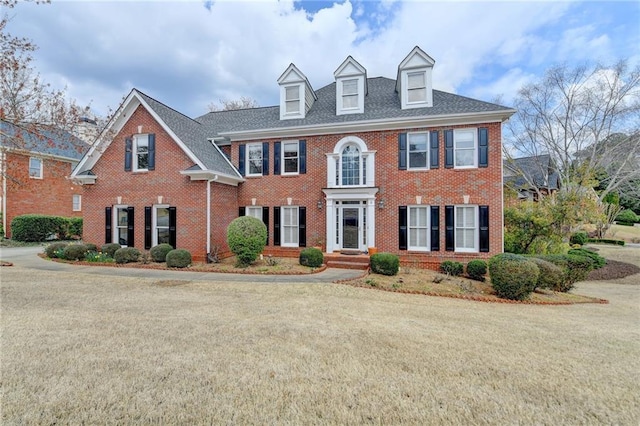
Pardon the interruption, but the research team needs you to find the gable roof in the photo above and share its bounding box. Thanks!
[0,119,88,161]
[197,77,515,140]
[503,154,560,191]
[72,89,242,184]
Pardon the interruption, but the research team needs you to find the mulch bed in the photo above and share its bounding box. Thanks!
[587,259,640,282]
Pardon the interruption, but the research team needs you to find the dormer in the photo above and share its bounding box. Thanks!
[334,56,367,115]
[396,46,435,109]
[277,63,317,120]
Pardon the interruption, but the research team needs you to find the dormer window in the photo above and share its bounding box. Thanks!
[285,86,301,115]
[278,64,316,120]
[396,46,435,110]
[334,56,367,115]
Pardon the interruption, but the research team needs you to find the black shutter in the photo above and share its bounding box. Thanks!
[148,134,156,170]
[399,206,407,250]
[479,205,489,252]
[478,128,488,168]
[124,137,132,171]
[274,142,281,175]
[105,207,112,243]
[239,206,246,216]
[299,140,307,174]
[144,206,152,249]
[430,131,439,169]
[127,207,135,247]
[262,207,269,245]
[169,207,177,249]
[262,142,269,175]
[444,130,454,168]
[398,133,407,170]
[273,207,281,246]
[299,207,306,247]
[238,144,245,176]
[445,205,454,251]
[430,205,440,251]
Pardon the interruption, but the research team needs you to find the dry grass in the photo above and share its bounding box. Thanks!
[1,249,639,424]
[606,223,640,243]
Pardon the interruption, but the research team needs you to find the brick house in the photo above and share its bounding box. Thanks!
[71,46,515,268]
[0,120,87,238]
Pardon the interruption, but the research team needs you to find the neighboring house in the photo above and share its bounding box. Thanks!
[0,120,88,238]
[71,46,515,268]
[503,154,560,201]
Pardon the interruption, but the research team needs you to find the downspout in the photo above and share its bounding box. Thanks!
[206,175,218,259]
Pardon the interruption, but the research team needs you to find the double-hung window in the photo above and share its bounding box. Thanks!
[134,134,149,171]
[283,141,299,174]
[247,143,263,176]
[246,206,263,220]
[342,79,358,109]
[285,86,300,115]
[281,206,299,247]
[407,72,427,104]
[408,206,429,251]
[154,206,170,246]
[455,205,478,252]
[72,194,82,212]
[115,206,130,246]
[29,157,43,178]
[454,129,477,168]
[408,133,429,169]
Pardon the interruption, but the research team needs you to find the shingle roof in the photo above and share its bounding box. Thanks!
[135,90,239,177]
[196,77,513,135]
[504,154,560,191]
[0,119,88,160]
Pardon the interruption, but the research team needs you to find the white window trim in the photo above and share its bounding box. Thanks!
[133,134,149,172]
[246,143,263,176]
[245,206,263,220]
[407,132,430,170]
[454,205,479,253]
[281,206,299,248]
[72,194,82,212]
[29,157,43,179]
[336,77,364,115]
[282,140,300,175]
[408,205,430,252]
[152,204,170,247]
[113,205,130,247]
[454,128,478,169]
[281,84,304,119]
[327,136,376,188]
[400,68,433,109]
[407,71,427,104]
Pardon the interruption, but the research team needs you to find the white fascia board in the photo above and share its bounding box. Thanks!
[220,109,517,142]
[70,174,97,185]
[179,169,244,186]
[209,140,243,179]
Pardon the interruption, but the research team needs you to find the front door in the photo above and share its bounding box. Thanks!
[342,208,359,249]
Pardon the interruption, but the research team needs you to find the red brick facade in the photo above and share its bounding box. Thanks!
[1,151,82,238]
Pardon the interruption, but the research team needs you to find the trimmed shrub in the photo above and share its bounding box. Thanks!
[101,243,121,258]
[527,257,564,290]
[63,244,88,261]
[114,247,141,264]
[166,249,192,268]
[150,243,174,262]
[616,209,639,224]
[370,252,400,276]
[45,242,69,258]
[587,238,625,246]
[84,243,98,253]
[10,214,68,242]
[67,217,83,239]
[569,231,589,246]
[441,260,463,276]
[488,253,540,301]
[568,248,606,269]
[535,254,594,292]
[226,216,267,267]
[466,260,487,281]
[299,247,323,268]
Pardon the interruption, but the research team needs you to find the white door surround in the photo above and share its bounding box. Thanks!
[322,187,378,253]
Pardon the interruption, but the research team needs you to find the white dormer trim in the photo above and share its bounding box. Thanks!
[396,46,435,110]
[277,64,316,120]
[334,56,367,115]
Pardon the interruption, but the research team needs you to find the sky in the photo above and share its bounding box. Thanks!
[4,0,640,118]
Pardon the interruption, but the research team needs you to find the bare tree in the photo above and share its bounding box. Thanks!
[504,60,640,202]
[207,96,259,112]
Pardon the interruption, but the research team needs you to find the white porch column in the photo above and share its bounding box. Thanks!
[367,198,376,248]
[325,199,335,253]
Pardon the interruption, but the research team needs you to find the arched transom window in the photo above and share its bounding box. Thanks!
[339,144,364,186]
[328,136,375,188]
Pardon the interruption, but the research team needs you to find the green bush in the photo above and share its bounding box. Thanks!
[569,231,589,246]
[0,212,4,238]
[101,243,121,258]
[166,249,192,268]
[370,252,400,276]
[226,216,267,267]
[45,242,69,258]
[441,260,464,276]
[150,243,174,262]
[466,260,487,281]
[488,253,540,301]
[68,217,83,238]
[568,248,606,269]
[587,238,625,246]
[616,209,639,224]
[85,251,113,263]
[114,247,141,264]
[299,247,323,268]
[534,254,594,292]
[10,214,68,242]
[84,243,98,253]
[527,257,564,290]
[616,221,635,227]
[62,244,88,261]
